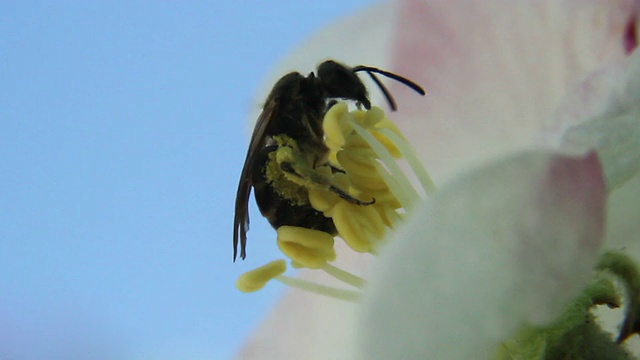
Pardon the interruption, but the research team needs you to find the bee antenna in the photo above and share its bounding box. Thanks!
[362,71,397,111]
[353,66,426,97]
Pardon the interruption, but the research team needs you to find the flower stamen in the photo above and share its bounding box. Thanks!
[322,263,366,289]
[377,128,437,195]
[237,101,434,300]
[277,226,336,269]
[275,275,362,302]
[237,260,287,293]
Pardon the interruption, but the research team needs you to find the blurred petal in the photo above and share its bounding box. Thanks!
[608,174,640,253]
[553,48,640,355]
[361,151,606,360]
[559,50,640,191]
[390,0,638,182]
[236,276,358,360]
[236,242,370,360]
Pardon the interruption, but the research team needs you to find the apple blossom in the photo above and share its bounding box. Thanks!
[236,0,640,359]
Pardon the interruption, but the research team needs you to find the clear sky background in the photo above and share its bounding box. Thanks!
[0,1,377,358]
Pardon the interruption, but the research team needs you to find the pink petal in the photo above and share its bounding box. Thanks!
[390,0,638,182]
[361,151,606,359]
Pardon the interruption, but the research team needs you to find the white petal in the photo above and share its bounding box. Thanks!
[605,172,640,256]
[555,48,640,355]
[360,151,606,360]
[236,281,359,360]
[560,50,640,191]
[236,242,371,360]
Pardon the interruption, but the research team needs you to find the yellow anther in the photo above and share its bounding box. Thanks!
[347,170,389,191]
[277,226,336,269]
[368,188,402,208]
[375,204,402,228]
[278,242,332,269]
[337,149,378,177]
[236,260,287,293]
[351,108,366,124]
[325,138,343,153]
[332,173,359,201]
[278,226,335,251]
[332,202,373,253]
[374,117,405,136]
[363,106,384,127]
[327,150,343,169]
[308,188,339,213]
[343,133,372,150]
[371,130,402,158]
[357,204,387,239]
[323,102,352,149]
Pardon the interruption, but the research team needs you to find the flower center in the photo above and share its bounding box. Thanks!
[236,102,436,301]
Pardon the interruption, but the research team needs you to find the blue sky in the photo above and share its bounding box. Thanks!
[0,1,377,358]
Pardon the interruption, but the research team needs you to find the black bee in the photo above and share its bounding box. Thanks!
[233,60,425,260]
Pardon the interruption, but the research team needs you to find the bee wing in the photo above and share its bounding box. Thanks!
[233,99,279,261]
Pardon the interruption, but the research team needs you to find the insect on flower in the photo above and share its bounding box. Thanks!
[233,60,425,261]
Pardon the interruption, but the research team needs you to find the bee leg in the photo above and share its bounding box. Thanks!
[280,162,375,206]
[329,165,346,174]
[280,162,329,186]
[328,185,376,205]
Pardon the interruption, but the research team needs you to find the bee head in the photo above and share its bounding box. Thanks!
[317,60,371,109]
